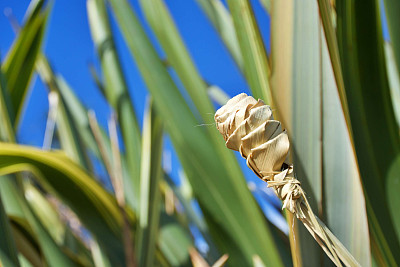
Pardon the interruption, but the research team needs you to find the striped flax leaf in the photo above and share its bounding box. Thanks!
[384,42,400,126]
[138,0,245,178]
[24,183,94,266]
[271,2,323,265]
[321,30,370,267]
[2,6,49,127]
[5,1,90,168]
[1,6,88,263]
[21,0,45,24]
[0,143,127,266]
[1,52,41,267]
[139,0,217,127]
[1,179,77,267]
[10,216,43,266]
[18,201,76,267]
[137,99,163,266]
[24,183,65,246]
[47,68,134,214]
[0,27,42,267]
[108,0,282,265]
[270,0,294,129]
[316,0,352,136]
[0,0,44,130]
[0,110,70,266]
[138,0,259,217]
[37,50,138,213]
[271,1,369,266]
[138,5,270,256]
[270,2,308,265]
[87,0,142,210]
[0,68,15,143]
[0,178,43,266]
[226,0,272,103]
[139,1,241,211]
[0,191,20,267]
[336,0,400,265]
[53,83,193,265]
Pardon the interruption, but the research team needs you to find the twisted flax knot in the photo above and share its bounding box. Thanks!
[214,93,305,217]
[265,167,305,218]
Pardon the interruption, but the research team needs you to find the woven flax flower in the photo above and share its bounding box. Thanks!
[214,93,303,216]
[214,93,360,267]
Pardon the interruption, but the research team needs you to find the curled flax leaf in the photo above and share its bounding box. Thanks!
[215,93,360,267]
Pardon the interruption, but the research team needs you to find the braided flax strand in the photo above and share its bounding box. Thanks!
[215,93,360,267]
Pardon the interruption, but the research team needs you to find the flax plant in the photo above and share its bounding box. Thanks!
[0,0,399,266]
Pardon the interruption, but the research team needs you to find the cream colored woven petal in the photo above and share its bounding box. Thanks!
[250,132,290,175]
[220,111,238,140]
[230,101,254,136]
[247,103,273,127]
[215,93,289,175]
[215,93,247,118]
[226,120,249,150]
[215,96,258,141]
[226,104,274,150]
[215,95,256,124]
[246,153,262,178]
[214,93,360,267]
[241,120,282,157]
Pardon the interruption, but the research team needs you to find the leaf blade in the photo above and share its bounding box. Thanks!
[0,143,127,266]
[136,99,163,266]
[270,1,370,265]
[107,0,283,265]
[2,5,49,126]
[87,0,142,210]
[226,0,272,104]
[336,0,400,264]
[0,191,20,267]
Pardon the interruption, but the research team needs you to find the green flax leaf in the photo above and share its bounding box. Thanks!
[0,143,127,266]
[0,191,20,267]
[108,0,283,265]
[87,0,141,210]
[2,5,49,126]
[136,99,163,266]
[226,0,272,104]
[336,0,400,265]
[382,0,400,81]
[270,1,370,265]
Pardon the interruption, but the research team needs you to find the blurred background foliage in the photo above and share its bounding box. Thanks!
[0,0,399,266]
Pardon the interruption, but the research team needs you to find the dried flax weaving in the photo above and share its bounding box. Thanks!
[214,93,360,267]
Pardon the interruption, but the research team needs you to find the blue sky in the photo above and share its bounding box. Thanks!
[0,0,288,234]
[0,0,269,184]
[1,0,392,238]
[0,0,391,157]
[1,0,270,147]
